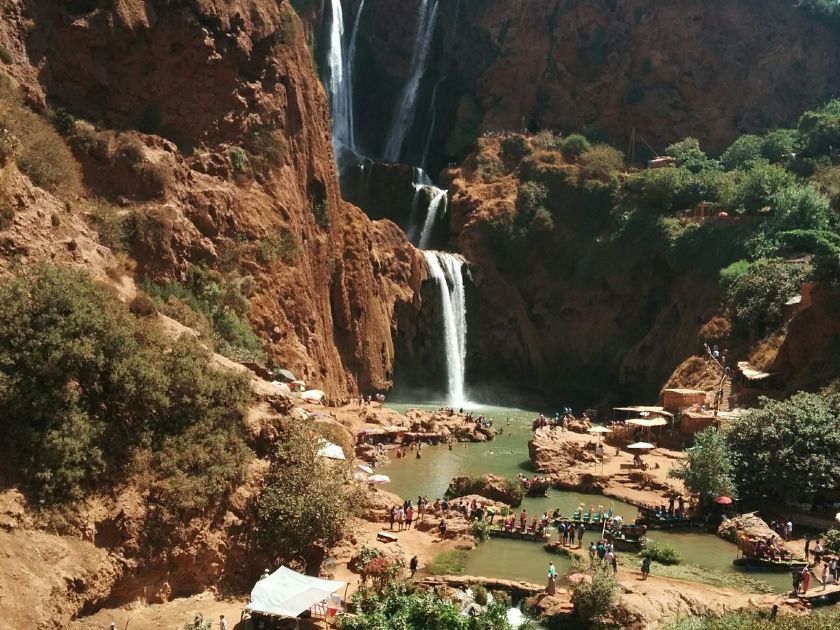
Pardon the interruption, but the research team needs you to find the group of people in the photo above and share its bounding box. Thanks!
[517,472,549,493]
[356,393,385,406]
[587,539,620,575]
[531,410,582,431]
[769,518,794,541]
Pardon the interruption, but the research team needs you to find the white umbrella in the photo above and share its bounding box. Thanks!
[353,471,370,481]
[627,442,655,450]
[317,440,346,461]
[367,474,391,484]
[588,427,612,434]
[356,464,374,474]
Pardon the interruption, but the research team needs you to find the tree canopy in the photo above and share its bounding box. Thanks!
[669,428,737,505]
[725,392,840,502]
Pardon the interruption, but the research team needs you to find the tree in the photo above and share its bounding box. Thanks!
[256,420,362,572]
[340,584,512,630]
[725,392,840,503]
[726,258,811,338]
[720,135,762,171]
[666,137,719,173]
[569,563,619,626]
[669,428,737,508]
[561,134,591,161]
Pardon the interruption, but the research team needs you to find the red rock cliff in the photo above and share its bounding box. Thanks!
[0,0,425,400]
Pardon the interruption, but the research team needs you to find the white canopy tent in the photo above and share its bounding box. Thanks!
[246,566,346,619]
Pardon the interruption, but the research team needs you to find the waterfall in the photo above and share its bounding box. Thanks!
[417,187,446,250]
[383,0,440,162]
[326,0,365,157]
[423,251,468,406]
[420,76,445,170]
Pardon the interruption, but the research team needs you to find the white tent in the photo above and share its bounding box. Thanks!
[246,566,346,619]
[317,440,346,461]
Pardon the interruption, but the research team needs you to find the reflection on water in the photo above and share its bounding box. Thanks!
[381,403,790,592]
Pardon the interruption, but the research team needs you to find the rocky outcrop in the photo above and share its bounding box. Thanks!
[717,512,777,544]
[445,474,521,507]
[529,427,599,475]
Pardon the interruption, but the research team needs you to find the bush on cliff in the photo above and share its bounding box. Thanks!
[560,134,590,161]
[725,392,840,502]
[0,264,252,506]
[569,561,619,626]
[256,420,362,571]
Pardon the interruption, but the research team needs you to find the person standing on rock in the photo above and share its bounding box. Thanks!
[588,542,596,565]
[397,506,405,531]
[405,505,414,530]
[389,505,396,531]
[577,522,585,548]
[801,565,811,594]
[547,562,557,596]
[410,555,419,578]
[805,536,812,562]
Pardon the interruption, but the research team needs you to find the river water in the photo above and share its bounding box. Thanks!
[381,403,791,592]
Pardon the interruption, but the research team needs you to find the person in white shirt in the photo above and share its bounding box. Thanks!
[219,614,227,630]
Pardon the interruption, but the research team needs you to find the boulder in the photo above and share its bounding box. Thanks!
[717,512,777,543]
[528,427,598,474]
[445,475,522,506]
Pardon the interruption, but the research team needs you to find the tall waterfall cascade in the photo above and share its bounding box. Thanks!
[422,251,468,406]
[325,0,366,158]
[383,0,440,162]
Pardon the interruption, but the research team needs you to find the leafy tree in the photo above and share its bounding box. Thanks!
[720,135,762,171]
[666,137,719,173]
[569,562,619,626]
[719,259,750,293]
[798,98,840,156]
[725,392,840,502]
[256,420,362,572]
[669,428,737,507]
[728,160,796,213]
[726,258,811,337]
[766,184,833,233]
[561,134,591,161]
[578,144,624,181]
[760,129,797,163]
[340,584,512,630]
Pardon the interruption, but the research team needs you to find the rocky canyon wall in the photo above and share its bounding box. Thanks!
[349,0,840,171]
[0,0,425,400]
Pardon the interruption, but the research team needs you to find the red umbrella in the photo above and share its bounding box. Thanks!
[714,496,733,505]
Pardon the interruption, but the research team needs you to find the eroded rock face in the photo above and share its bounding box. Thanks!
[446,474,521,507]
[351,0,840,166]
[0,0,426,401]
[529,427,599,476]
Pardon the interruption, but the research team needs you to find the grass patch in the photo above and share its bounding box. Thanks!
[425,550,467,575]
[255,228,301,266]
[617,556,773,593]
[639,539,682,565]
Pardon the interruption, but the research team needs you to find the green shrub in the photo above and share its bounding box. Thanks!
[767,184,832,232]
[229,146,249,174]
[569,562,619,624]
[471,519,490,543]
[719,259,750,293]
[314,199,330,228]
[182,613,212,630]
[720,135,762,171]
[87,200,127,251]
[256,420,361,571]
[531,130,562,152]
[579,144,624,181]
[0,46,12,64]
[728,160,796,214]
[0,264,252,506]
[727,258,811,337]
[471,583,489,606]
[666,137,718,173]
[129,292,158,317]
[798,98,840,156]
[255,228,301,265]
[0,72,81,194]
[640,540,682,565]
[500,134,532,164]
[560,134,591,161]
[249,127,287,166]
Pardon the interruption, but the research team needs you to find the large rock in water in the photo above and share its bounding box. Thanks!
[528,427,598,475]
[718,512,778,544]
[445,475,522,507]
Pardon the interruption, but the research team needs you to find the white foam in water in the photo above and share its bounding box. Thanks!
[383,0,440,161]
[423,251,468,406]
[417,187,447,249]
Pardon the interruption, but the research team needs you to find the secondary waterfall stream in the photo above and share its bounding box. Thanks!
[322,0,466,405]
[383,0,440,162]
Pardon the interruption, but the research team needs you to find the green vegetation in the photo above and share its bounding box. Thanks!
[314,199,330,228]
[340,584,512,630]
[669,428,737,508]
[0,264,252,507]
[0,46,12,65]
[256,419,361,571]
[0,71,80,194]
[471,518,491,542]
[726,392,840,502]
[182,614,211,630]
[560,133,591,161]
[662,609,840,630]
[639,540,682,565]
[255,228,301,266]
[568,562,619,626]
[229,146,249,174]
[444,474,524,506]
[500,134,532,163]
[145,266,265,362]
[425,550,468,575]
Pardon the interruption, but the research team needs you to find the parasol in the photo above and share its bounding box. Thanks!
[713,496,733,505]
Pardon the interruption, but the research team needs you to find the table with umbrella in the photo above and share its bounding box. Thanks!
[627,442,655,470]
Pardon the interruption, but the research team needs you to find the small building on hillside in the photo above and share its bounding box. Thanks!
[660,388,706,413]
